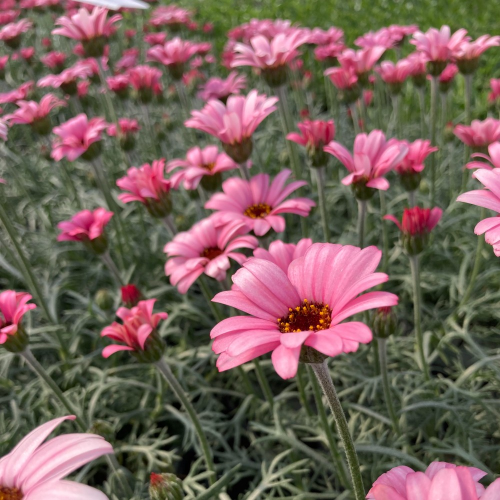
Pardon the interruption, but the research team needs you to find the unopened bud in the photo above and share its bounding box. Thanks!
[372,307,398,339]
[149,472,183,500]
[95,289,114,311]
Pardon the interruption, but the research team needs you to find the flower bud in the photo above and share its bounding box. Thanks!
[2,324,29,353]
[149,472,183,500]
[222,137,253,164]
[95,289,114,311]
[372,307,398,339]
[121,284,141,308]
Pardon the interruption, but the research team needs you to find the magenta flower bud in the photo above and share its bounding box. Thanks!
[149,472,183,500]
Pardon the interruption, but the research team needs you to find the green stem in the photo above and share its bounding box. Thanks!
[199,276,224,322]
[155,358,216,485]
[21,349,86,429]
[60,160,82,209]
[379,191,388,272]
[0,200,68,355]
[238,161,251,181]
[296,364,313,417]
[429,76,438,205]
[253,357,274,409]
[458,208,486,309]
[276,85,302,181]
[308,366,350,489]
[100,251,124,286]
[311,362,365,500]
[163,215,177,237]
[377,338,401,436]
[408,190,416,207]
[314,167,330,242]
[418,87,426,138]
[357,199,367,248]
[409,255,430,380]
[350,103,361,135]
[97,58,118,126]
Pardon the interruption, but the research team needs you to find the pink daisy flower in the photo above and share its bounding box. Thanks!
[287,119,335,167]
[167,145,238,191]
[101,299,168,359]
[5,94,66,133]
[115,48,139,72]
[149,5,192,29]
[338,47,386,82]
[0,81,33,105]
[253,238,313,273]
[144,32,167,46]
[396,139,438,175]
[116,159,173,217]
[0,290,36,345]
[454,35,500,74]
[376,60,412,91]
[127,65,163,101]
[107,117,140,137]
[324,66,360,101]
[197,71,247,102]
[0,19,32,48]
[324,130,408,196]
[52,7,121,41]
[40,51,67,71]
[454,119,500,150]
[314,42,346,62]
[185,90,278,163]
[367,462,497,500]
[231,29,310,86]
[37,65,92,94]
[205,169,315,236]
[411,25,469,75]
[57,208,113,255]
[438,63,458,84]
[0,10,19,25]
[458,167,500,256]
[355,29,395,50]
[308,27,344,46]
[164,215,258,293]
[147,37,199,79]
[51,114,107,162]
[405,52,428,86]
[0,415,113,499]
[106,74,130,97]
[211,243,398,378]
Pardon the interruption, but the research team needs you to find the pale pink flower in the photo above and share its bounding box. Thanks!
[324,66,359,90]
[0,290,36,344]
[57,208,113,243]
[78,80,90,97]
[488,78,500,103]
[466,142,500,171]
[19,47,34,62]
[454,35,500,61]
[150,5,192,28]
[194,42,212,56]
[52,7,121,41]
[40,51,67,70]
[211,243,398,378]
[252,238,313,273]
[454,119,500,149]
[287,119,335,165]
[308,27,344,46]
[385,24,419,44]
[116,159,172,217]
[146,37,199,67]
[396,139,438,175]
[0,55,8,70]
[314,42,346,62]
[164,216,258,293]
[107,118,139,137]
[338,47,386,77]
[185,90,278,146]
[0,415,113,499]
[101,299,167,358]
[144,32,167,46]
[0,81,33,104]
[167,145,238,190]
[37,65,92,90]
[231,30,310,70]
[376,60,412,85]
[457,167,500,256]
[107,74,130,93]
[228,19,295,43]
[205,169,315,236]
[411,25,469,63]
[127,65,162,95]
[0,19,32,44]
[355,29,395,50]
[5,94,66,125]
[367,462,496,500]
[405,52,428,79]
[198,72,246,102]
[116,48,139,72]
[325,130,408,191]
[51,114,107,162]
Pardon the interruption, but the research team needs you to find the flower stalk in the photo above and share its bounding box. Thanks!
[314,166,330,242]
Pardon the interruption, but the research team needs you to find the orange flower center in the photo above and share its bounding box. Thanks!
[203,162,216,171]
[0,486,23,500]
[278,299,332,333]
[244,203,272,219]
[202,247,223,260]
